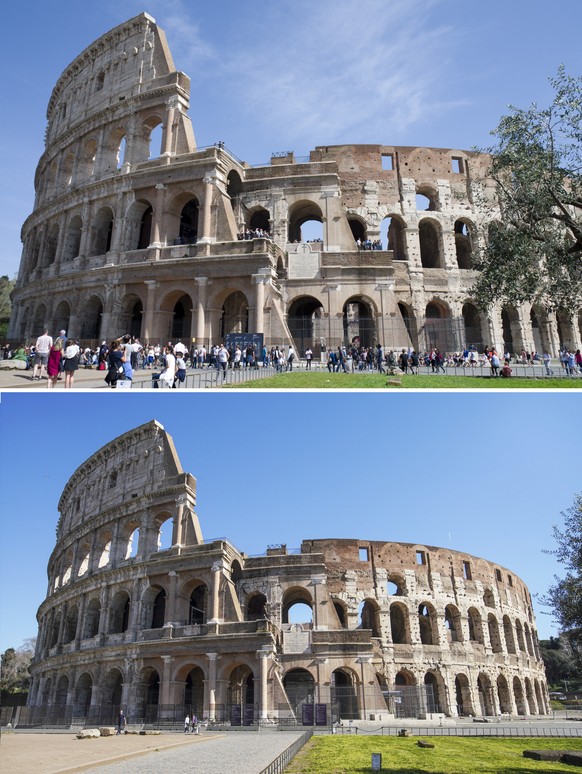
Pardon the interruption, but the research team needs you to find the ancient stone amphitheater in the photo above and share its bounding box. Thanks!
[9,12,581,356]
[26,420,549,726]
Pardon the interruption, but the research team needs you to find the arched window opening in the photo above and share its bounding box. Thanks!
[348,218,366,244]
[98,539,111,568]
[288,201,323,243]
[503,616,516,654]
[462,302,482,350]
[419,220,442,268]
[91,208,114,256]
[189,585,207,625]
[157,517,173,551]
[468,608,484,644]
[488,614,503,653]
[179,199,199,244]
[231,561,243,584]
[171,296,192,341]
[387,576,405,596]
[62,564,72,585]
[454,220,473,269]
[513,676,527,715]
[144,670,160,719]
[116,136,127,170]
[44,224,59,267]
[418,604,434,645]
[287,602,313,624]
[390,603,409,644]
[287,296,324,358]
[246,593,267,621]
[50,612,61,648]
[497,675,512,714]
[416,192,437,211]
[423,672,442,713]
[148,123,163,159]
[184,667,205,717]
[61,150,74,191]
[77,551,89,577]
[477,673,495,716]
[221,291,249,338]
[249,208,270,234]
[282,587,313,624]
[343,297,375,350]
[74,674,92,717]
[151,590,166,629]
[109,592,131,634]
[334,601,347,628]
[63,216,82,262]
[78,296,103,340]
[283,669,315,718]
[455,674,474,717]
[358,599,380,637]
[445,605,462,643]
[381,216,406,258]
[515,619,526,652]
[55,676,69,709]
[227,170,242,200]
[63,605,78,644]
[137,205,153,250]
[83,599,101,639]
[331,669,358,720]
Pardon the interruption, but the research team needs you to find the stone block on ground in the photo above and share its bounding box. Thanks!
[76,728,100,739]
[98,727,115,736]
[417,740,435,748]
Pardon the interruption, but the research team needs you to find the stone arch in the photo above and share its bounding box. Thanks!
[90,206,114,256]
[477,673,495,716]
[454,673,474,716]
[390,602,410,644]
[282,586,313,624]
[497,674,512,714]
[445,604,463,643]
[462,302,483,350]
[395,669,416,686]
[248,206,271,233]
[182,665,205,716]
[133,114,164,162]
[381,214,406,258]
[141,584,167,629]
[283,668,315,718]
[43,223,59,267]
[467,607,484,645]
[221,290,249,338]
[483,589,495,608]
[487,614,503,653]
[154,511,174,551]
[227,664,255,722]
[424,298,454,352]
[32,304,47,334]
[454,219,474,269]
[534,679,545,715]
[125,199,153,251]
[227,170,242,204]
[287,295,325,356]
[139,667,160,721]
[102,667,124,712]
[63,215,82,262]
[348,215,367,244]
[331,668,359,720]
[515,619,526,652]
[246,592,267,621]
[418,602,438,645]
[513,676,527,715]
[77,138,98,182]
[74,673,93,716]
[50,611,62,648]
[524,677,536,714]
[55,675,69,709]
[387,574,406,596]
[179,198,199,244]
[102,126,127,174]
[343,295,376,349]
[117,293,144,339]
[170,294,192,341]
[59,149,75,192]
[556,309,576,350]
[287,199,323,243]
[109,590,131,634]
[424,670,447,714]
[41,677,52,708]
[530,306,547,354]
[53,301,71,339]
[501,306,525,355]
[188,583,208,625]
[358,598,380,637]
[83,598,101,639]
[97,528,113,568]
[503,616,516,654]
[165,191,200,245]
[77,295,103,340]
[419,218,443,268]
[333,599,348,628]
[416,185,439,211]
[63,604,79,644]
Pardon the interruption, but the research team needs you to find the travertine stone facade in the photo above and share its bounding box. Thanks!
[28,421,549,726]
[10,13,581,355]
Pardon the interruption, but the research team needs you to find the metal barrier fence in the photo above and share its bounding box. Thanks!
[136,364,278,389]
[259,730,314,774]
[331,724,582,738]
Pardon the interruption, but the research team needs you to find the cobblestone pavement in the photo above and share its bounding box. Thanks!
[91,731,304,774]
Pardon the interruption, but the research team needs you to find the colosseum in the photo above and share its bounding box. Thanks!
[26,420,549,727]
[8,12,581,356]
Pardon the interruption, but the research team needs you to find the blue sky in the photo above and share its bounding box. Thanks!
[1,0,581,278]
[0,391,580,652]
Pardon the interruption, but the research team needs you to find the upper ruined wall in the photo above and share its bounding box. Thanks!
[45,12,185,146]
[56,420,186,536]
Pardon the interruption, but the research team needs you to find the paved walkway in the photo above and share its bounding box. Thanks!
[1,730,304,774]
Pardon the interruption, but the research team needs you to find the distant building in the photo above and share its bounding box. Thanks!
[9,13,581,356]
[26,420,549,726]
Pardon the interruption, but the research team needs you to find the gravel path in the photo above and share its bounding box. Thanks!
[91,731,304,774]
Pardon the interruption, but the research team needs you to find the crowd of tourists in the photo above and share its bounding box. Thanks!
[3,330,581,386]
[356,238,384,250]
[237,228,271,240]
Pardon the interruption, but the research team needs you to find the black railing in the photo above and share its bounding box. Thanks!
[259,730,313,774]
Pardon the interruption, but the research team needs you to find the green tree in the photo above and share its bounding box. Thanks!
[0,638,36,694]
[473,67,582,311]
[542,493,582,632]
[0,275,15,340]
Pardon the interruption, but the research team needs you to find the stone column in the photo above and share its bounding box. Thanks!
[441,227,457,270]
[174,496,187,547]
[143,281,159,344]
[207,653,218,721]
[75,594,86,644]
[209,562,223,624]
[195,277,208,345]
[252,272,268,334]
[161,98,178,158]
[165,571,179,625]
[322,190,341,251]
[257,649,271,721]
[78,201,93,259]
[54,213,68,271]
[325,284,340,349]
[160,655,174,712]
[150,184,167,248]
[198,175,216,244]
[311,575,327,630]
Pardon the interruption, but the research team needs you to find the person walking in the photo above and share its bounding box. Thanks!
[116,709,126,735]
[63,339,80,388]
[32,329,53,380]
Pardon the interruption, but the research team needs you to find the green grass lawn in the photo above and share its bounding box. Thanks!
[285,736,582,773]
[228,372,582,389]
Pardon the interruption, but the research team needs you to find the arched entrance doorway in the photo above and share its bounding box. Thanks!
[228,665,255,725]
[283,669,315,724]
[331,669,358,721]
[343,297,375,349]
[287,296,324,356]
[184,666,205,719]
[171,295,192,341]
[221,291,249,339]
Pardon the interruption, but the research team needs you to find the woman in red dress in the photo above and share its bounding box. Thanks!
[46,342,62,388]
